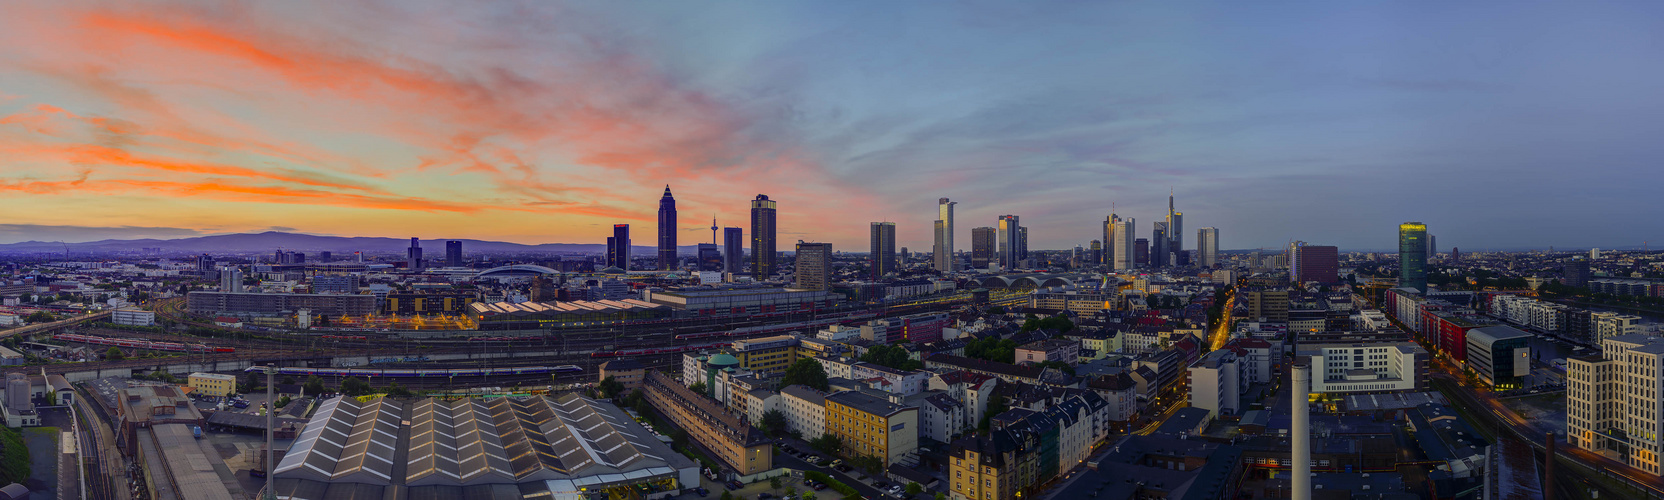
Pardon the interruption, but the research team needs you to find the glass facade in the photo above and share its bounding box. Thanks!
[1399,222,1428,292]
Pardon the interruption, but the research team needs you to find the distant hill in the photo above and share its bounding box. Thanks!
[0,231,689,255]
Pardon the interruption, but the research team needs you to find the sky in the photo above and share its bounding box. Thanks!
[1,1,1661,252]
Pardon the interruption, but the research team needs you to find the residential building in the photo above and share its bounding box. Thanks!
[781,385,828,438]
[1240,287,1290,322]
[1086,373,1139,423]
[1300,342,1430,394]
[1593,312,1643,348]
[919,393,966,444]
[1014,339,1081,366]
[751,195,777,277]
[1465,326,1532,389]
[794,241,833,291]
[948,392,1111,500]
[599,358,647,393]
[643,371,774,475]
[850,363,930,396]
[1568,334,1664,474]
[826,390,919,466]
[929,371,999,428]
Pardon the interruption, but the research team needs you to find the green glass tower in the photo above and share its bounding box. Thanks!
[1399,222,1428,292]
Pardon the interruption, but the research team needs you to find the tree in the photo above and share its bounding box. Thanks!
[720,492,734,500]
[781,358,830,392]
[771,477,782,491]
[979,394,1008,432]
[935,493,947,500]
[0,428,30,485]
[275,395,292,409]
[341,376,371,396]
[810,433,842,455]
[906,483,923,495]
[384,382,414,397]
[689,381,708,395]
[597,376,625,399]
[25,311,55,323]
[760,409,789,437]
[303,375,327,395]
[281,376,296,386]
[244,372,263,393]
[860,345,924,371]
[104,347,125,360]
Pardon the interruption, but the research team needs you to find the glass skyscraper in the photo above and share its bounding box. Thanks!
[1399,222,1428,292]
[751,195,777,277]
[870,222,896,280]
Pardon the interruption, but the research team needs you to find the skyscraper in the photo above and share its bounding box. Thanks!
[610,224,631,270]
[1102,213,1120,266]
[997,215,1021,270]
[1151,222,1169,267]
[723,227,744,273]
[870,222,896,280]
[751,195,777,277]
[934,198,957,272]
[1198,227,1219,268]
[1286,241,1307,280]
[971,227,996,269]
[219,266,243,292]
[1295,245,1340,284]
[1399,222,1428,292]
[1089,240,1103,267]
[697,244,722,272]
[1167,189,1183,264]
[1564,257,1591,288]
[445,240,463,267]
[658,186,678,271]
[794,241,832,291]
[1018,227,1028,261]
[407,237,423,270]
[1113,218,1136,271]
[1134,237,1149,266]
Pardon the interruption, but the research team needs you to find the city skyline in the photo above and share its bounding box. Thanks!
[2,2,1662,251]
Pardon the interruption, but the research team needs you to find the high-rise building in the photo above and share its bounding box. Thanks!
[1151,222,1169,267]
[870,222,896,280]
[1089,240,1103,267]
[1134,237,1149,266]
[196,254,215,272]
[1167,191,1182,262]
[723,227,744,273]
[219,266,243,292]
[971,227,996,269]
[1198,227,1219,268]
[934,198,957,272]
[1399,222,1428,292]
[1295,245,1340,284]
[1564,257,1591,288]
[407,237,423,270]
[445,240,463,267]
[697,244,722,272]
[1102,213,1121,266]
[933,220,946,270]
[1286,241,1307,279]
[751,195,777,277]
[1568,334,1664,475]
[1450,247,1461,262]
[319,251,331,262]
[1113,219,1136,271]
[610,224,631,270]
[658,186,678,270]
[794,241,832,291]
[1018,227,1028,261]
[997,215,1021,270]
[1427,234,1437,258]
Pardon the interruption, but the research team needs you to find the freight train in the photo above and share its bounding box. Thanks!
[53,333,234,353]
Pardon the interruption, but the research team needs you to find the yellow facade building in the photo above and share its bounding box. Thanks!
[825,390,918,467]
[188,372,238,397]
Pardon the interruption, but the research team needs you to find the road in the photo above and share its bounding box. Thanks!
[1208,287,1235,351]
[771,435,904,499]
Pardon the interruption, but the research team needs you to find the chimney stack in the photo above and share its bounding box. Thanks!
[1292,362,1311,500]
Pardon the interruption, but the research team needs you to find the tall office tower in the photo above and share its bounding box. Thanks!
[219,266,243,292]
[1450,247,1461,262]
[1286,241,1307,280]
[1089,240,1103,267]
[1071,245,1083,268]
[1295,245,1340,284]
[697,244,722,271]
[933,220,946,271]
[197,254,215,272]
[407,237,423,270]
[794,242,832,291]
[871,222,896,280]
[1427,234,1437,258]
[275,249,288,264]
[1134,238,1149,266]
[751,194,777,277]
[445,240,463,267]
[900,247,910,263]
[610,224,631,270]
[1151,222,1169,267]
[1399,222,1428,292]
[971,227,996,269]
[1198,228,1219,268]
[723,227,744,273]
[934,198,957,272]
[1113,219,1136,271]
[1564,257,1591,287]
[658,186,678,270]
[1018,227,1028,261]
[1102,213,1121,266]
[606,237,616,269]
[997,215,1022,270]
[1170,211,1184,262]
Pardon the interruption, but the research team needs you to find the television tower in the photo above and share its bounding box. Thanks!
[711,216,718,245]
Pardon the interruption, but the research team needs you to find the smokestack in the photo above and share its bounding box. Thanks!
[1544,432,1556,500]
[1292,362,1311,500]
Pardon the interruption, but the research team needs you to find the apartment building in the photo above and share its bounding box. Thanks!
[1568,334,1664,475]
[825,391,919,467]
[1593,312,1643,349]
[642,372,774,475]
[781,385,827,438]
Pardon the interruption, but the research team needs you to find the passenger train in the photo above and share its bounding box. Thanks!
[53,333,234,353]
[244,365,583,378]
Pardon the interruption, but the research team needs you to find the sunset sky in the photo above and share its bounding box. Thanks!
[2,1,1661,251]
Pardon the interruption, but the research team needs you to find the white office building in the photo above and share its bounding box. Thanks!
[1299,342,1429,394]
[111,307,155,327]
[1187,349,1245,417]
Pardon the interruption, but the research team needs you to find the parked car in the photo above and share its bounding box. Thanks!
[812,483,828,491]
[693,487,710,497]
[887,485,904,496]
[726,481,744,491]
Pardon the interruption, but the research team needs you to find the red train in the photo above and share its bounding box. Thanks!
[53,333,234,353]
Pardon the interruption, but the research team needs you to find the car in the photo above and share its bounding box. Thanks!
[887,485,904,496]
[812,484,828,491]
[726,481,744,491]
[694,487,710,497]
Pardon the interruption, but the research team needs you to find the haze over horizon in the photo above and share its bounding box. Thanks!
[2,1,1661,251]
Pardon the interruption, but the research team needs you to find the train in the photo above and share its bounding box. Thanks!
[590,341,731,358]
[672,311,880,340]
[243,365,583,378]
[53,333,234,353]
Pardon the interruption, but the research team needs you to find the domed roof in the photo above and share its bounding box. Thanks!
[599,266,626,274]
[707,353,740,366]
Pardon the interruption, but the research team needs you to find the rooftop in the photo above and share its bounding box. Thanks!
[826,390,914,418]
